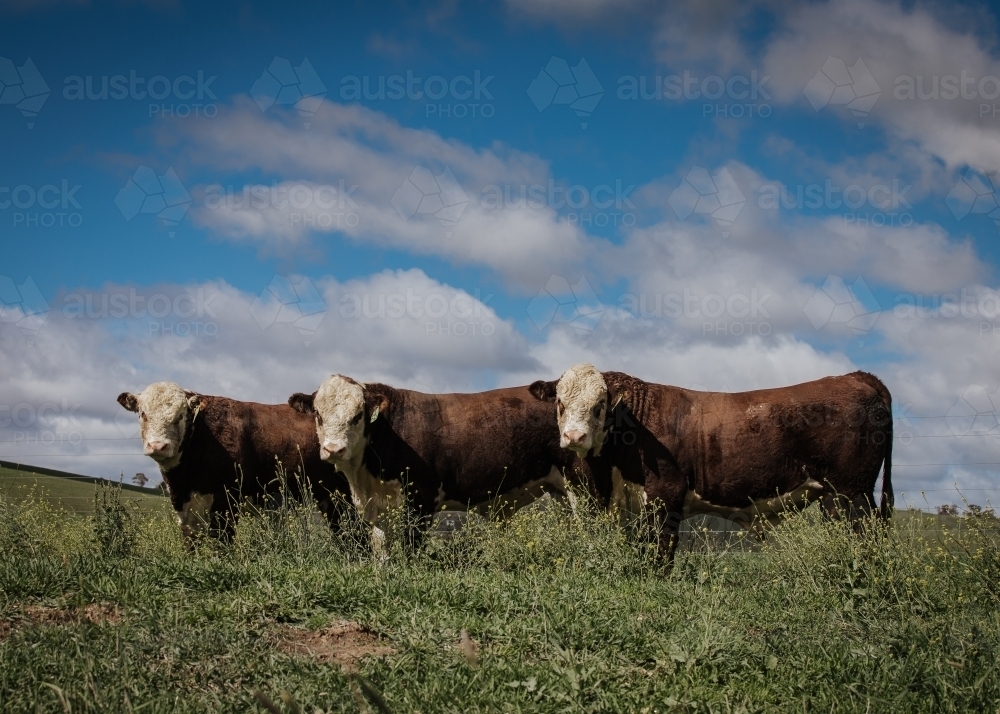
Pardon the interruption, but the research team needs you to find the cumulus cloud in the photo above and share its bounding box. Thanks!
[162,99,595,288]
[762,0,1000,171]
[608,161,985,340]
[0,270,533,484]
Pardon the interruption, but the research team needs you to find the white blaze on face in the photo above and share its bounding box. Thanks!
[556,363,608,454]
[176,492,214,540]
[132,382,193,471]
[313,374,367,464]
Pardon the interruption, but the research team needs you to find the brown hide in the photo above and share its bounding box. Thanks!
[293,382,582,520]
[533,370,893,562]
[156,396,348,538]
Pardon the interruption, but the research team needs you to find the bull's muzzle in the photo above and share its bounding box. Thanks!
[144,441,174,459]
[320,441,347,461]
[562,429,589,450]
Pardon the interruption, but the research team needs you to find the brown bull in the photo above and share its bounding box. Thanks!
[530,364,893,563]
[288,374,581,543]
[117,382,349,542]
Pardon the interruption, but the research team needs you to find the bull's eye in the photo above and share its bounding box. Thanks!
[349,412,362,425]
[592,405,603,418]
[140,412,146,420]
[316,415,323,427]
[172,415,182,425]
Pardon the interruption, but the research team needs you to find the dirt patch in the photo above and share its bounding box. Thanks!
[24,602,122,626]
[278,620,395,672]
[0,602,122,642]
[1,602,122,640]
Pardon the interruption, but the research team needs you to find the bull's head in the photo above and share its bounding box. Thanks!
[289,374,388,466]
[530,363,610,455]
[117,382,204,471]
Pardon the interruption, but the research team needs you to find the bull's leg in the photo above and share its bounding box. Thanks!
[315,495,344,534]
[209,508,237,543]
[645,481,687,570]
[849,492,876,534]
[820,493,851,521]
[568,457,613,511]
[822,492,878,534]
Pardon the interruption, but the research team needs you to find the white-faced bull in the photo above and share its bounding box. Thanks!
[117,382,349,544]
[288,374,585,543]
[530,364,893,565]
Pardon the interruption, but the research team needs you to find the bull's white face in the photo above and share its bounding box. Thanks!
[313,375,367,464]
[556,363,608,454]
[117,382,197,471]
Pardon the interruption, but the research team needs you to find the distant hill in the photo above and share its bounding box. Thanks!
[0,460,168,516]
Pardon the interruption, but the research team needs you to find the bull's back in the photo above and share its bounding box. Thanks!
[399,387,565,499]
[666,374,888,504]
[198,398,334,487]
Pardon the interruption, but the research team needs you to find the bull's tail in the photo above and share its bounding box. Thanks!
[852,371,894,519]
[880,415,893,519]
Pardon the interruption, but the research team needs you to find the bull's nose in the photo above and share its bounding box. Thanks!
[144,441,171,457]
[321,442,347,460]
[563,430,586,445]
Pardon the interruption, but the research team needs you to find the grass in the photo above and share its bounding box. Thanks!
[1,480,999,713]
[0,461,168,516]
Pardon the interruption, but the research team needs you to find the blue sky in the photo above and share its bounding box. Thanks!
[3,0,1000,509]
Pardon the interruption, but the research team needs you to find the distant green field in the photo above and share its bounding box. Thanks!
[0,461,168,516]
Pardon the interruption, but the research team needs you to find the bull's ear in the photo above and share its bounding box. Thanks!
[370,394,389,424]
[288,392,317,414]
[368,394,390,423]
[185,393,206,411]
[529,380,558,402]
[117,392,138,412]
[608,388,629,411]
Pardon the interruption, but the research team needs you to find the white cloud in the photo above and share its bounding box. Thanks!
[0,270,533,484]
[762,0,1000,170]
[167,99,594,288]
[4,263,999,507]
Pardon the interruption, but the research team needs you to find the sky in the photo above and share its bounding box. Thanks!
[2,0,1000,510]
